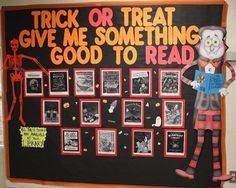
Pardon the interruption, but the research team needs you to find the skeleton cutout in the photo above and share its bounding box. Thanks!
[2,38,48,126]
[175,26,235,181]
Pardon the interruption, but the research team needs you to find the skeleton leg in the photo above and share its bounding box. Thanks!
[6,76,17,121]
[19,79,26,126]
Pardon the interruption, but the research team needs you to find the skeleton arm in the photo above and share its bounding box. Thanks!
[21,54,48,76]
[2,55,10,70]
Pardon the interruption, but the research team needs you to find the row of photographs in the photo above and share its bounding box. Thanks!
[61,128,187,158]
[41,98,185,128]
[24,68,181,98]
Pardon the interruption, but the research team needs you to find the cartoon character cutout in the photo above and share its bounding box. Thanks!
[175,26,235,181]
[2,38,48,126]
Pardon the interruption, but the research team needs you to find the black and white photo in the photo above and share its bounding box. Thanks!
[24,70,43,97]
[74,68,95,96]
[41,98,61,126]
[122,99,144,127]
[164,129,187,158]
[80,99,101,127]
[96,128,117,156]
[61,128,82,155]
[130,68,152,97]
[132,129,154,157]
[158,69,181,98]
[100,68,122,97]
[49,69,69,96]
[162,99,185,128]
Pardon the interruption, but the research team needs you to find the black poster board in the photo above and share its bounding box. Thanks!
[1,1,227,187]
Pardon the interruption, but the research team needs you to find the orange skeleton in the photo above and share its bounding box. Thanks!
[2,38,48,126]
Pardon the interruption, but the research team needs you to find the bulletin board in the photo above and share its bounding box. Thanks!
[1,0,228,187]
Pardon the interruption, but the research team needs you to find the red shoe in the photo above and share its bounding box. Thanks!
[175,169,194,180]
[212,175,233,181]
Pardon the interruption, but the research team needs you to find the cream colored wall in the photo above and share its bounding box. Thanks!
[224,67,236,188]
[226,0,236,52]
[0,0,236,188]
[224,1,236,188]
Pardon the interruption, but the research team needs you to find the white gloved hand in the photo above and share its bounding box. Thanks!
[219,88,229,96]
[190,80,200,89]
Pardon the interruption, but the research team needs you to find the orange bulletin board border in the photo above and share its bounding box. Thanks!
[1,0,228,187]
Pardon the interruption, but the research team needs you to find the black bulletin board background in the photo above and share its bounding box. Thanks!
[2,2,225,187]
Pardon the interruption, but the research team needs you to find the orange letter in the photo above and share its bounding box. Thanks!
[143,8,152,26]
[106,27,119,45]
[78,27,88,46]
[31,11,41,29]
[118,27,135,45]
[41,11,51,29]
[123,46,137,65]
[64,47,76,65]
[172,26,186,45]
[145,27,155,45]
[56,10,67,28]
[34,30,47,48]
[19,30,31,48]
[165,7,175,26]
[90,45,102,64]
[121,7,131,26]
[134,27,144,45]
[153,7,166,26]
[95,27,106,45]
[50,47,63,65]
[68,9,79,28]
[77,46,90,64]
[48,29,57,47]
[186,25,200,45]
[63,28,79,46]
[113,46,124,65]
[132,8,143,26]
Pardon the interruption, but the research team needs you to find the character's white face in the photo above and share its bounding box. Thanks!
[199,29,225,60]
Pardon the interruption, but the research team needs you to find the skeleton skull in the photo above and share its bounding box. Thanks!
[10,38,19,52]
